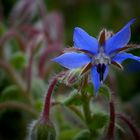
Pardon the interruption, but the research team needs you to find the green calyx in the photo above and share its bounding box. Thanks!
[29,119,56,140]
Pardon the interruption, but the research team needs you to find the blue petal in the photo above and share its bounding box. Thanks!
[91,66,108,95]
[73,27,98,54]
[52,52,91,69]
[105,19,135,54]
[112,52,140,63]
[91,66,100,94]
[104,65,109,81]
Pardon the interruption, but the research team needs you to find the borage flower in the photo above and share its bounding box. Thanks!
[53,19,140,94]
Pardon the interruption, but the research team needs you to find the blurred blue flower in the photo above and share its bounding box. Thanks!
[53,19,140,94]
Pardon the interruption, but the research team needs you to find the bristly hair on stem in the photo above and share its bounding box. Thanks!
[41,72,67,122]
[102,88,116,140]
[106,99,115,140]
[42,78,58,122]
[101,77,116,140]
[116,113,140,140]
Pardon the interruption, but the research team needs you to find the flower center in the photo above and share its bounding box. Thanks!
[93,50,111,65]
[91,48,111,82]
[97,63,106,82]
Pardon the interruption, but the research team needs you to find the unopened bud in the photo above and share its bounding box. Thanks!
[28,119,56,140]
[58,69,81,86]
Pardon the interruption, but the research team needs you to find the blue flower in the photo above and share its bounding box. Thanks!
[53,19,140,94]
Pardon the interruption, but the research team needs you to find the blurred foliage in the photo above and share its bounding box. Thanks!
[0,0,140,140]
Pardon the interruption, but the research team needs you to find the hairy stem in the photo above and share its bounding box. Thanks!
[26,51,33,93]
[42,71,67,121]
[116,113,140,140]
[81,93,93,136]
[42,78,57,121]
[106,99,115,140]
[83,96,91,126]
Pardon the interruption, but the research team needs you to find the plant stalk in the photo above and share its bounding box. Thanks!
[81,93,93,137]
[116,113,140,140]
[106,99,115,140]
[42,78,57,122]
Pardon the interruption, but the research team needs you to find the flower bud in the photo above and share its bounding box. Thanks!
[28,119,56,140]
[58,69,81,86]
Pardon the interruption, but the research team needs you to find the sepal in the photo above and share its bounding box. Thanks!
[28,119,56,140]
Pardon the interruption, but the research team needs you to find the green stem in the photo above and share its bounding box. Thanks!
[69,105,84,121]
[81,93,93,136]
[83,96,91,125]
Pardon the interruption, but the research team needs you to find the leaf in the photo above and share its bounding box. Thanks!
[59,129,80,140]
[90,113,108,130]
[0,85,28,102]
[99,85,110,100]
[31,78,45,111]
[72,129,90,140]
[34,100,43,112]
[31,78,45,99]
[10,52,27,70]
[84,83,94,96]
[62,90,82,106]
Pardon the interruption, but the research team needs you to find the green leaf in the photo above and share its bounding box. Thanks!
[72,129,90,140]
[62,90,82,106]
[0,85,27,102]
[31,78,45,100]
[99,85,110,100]
[10,52,27,70]
[59,129,80,140]
[34,100,43,112]
[31,78,45,111]
[90,113,108,130]
[84,83,94,96]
